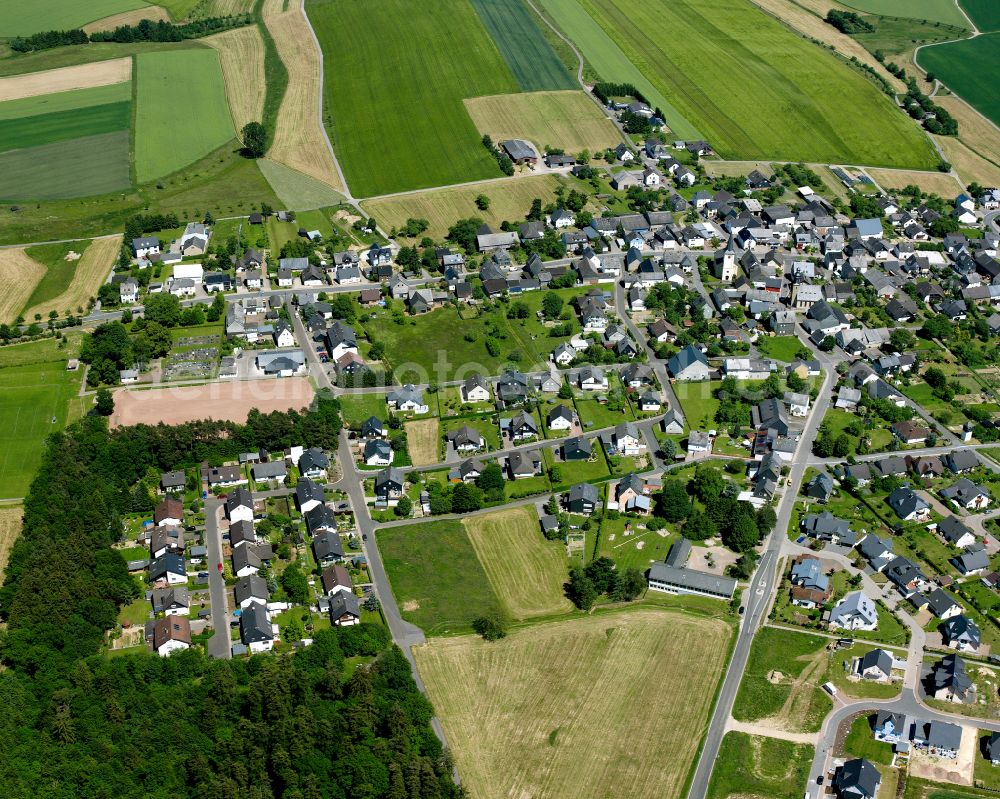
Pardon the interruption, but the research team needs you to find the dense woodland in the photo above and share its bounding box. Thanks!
[0,399,457,797]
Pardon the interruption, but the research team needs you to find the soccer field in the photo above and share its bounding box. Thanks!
[307,0,519,196]
[415,608,733,799]
[572,0,937,168]
[134,50,235,183]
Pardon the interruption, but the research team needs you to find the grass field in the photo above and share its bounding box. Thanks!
[840,0,970,26]
[404,418,440,466]
[376,520,504,634]
[23,236,121,320]
[464,507,573,618]
[917,34,1000,129]
[465,90,620,153]
[732,626,833,733]
[0,82,130,120]
[0,340,83,497]
[204,24,266,133]
[0,250,46,324]
[363,174,570,239]
[706,732,814,799]
[537,0,701,138]
[0,505,22,577]
[0,57,132,101]
[308,0,518,197]
[961,0,1000,31]
[0,0,149,37]
[415,608,732,799]
[573,0,937,168]
[468,0,575,91]
[262,0,344,192]
[134,50,235,182]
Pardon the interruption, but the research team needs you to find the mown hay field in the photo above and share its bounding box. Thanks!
[204,24,266,133]
[415,609,732,799]
[465,90,620,153]
[134,50,234,182]
[573,0,938,168]
[307,0,518,196]
[464,506,573,619]
[362,174,569,239]
[23,235,121,320]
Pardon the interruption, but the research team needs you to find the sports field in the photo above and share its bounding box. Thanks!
[572,0,937,168]
[205,24,266,133]
[307,0,518,196]
[404,418,440,466]
[961,0,1000,31]
[537,0,701,138]
[0,131,131,201]
[468,0,575,91]
[23,236,121,320]
[0,339,83,498]
[917,34,1000,128]
[414,609,732,799]
[134,50,235,182]
[363,174,569,239]
[464,507,573,618]
[465,91,620,153]
[706,732,814,799]
[0,250,46,323]
[0,505,22,575]
[0,0,149,37]
[840,0,969,26]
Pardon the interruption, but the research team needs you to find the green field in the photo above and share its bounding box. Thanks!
[961,0,1000,31]
[537,0,701,138]
[841,0,970,26]
[21,242,86,312]
[918,34,1000,128]
[469,0,576,91]
[308,0,518,197]
[707,732,814,799]
[376,520,504,635]
[0,131,131,201]
[0,340,83,497]
[0,82,131,121]
[573,0,937,168]
[0,101,131,154]
[134,50,235,183]
[0,0,149,36]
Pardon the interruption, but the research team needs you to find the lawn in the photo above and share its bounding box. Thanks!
[673,380,721,430]
[706,732,814,799]
[574,0,937,168]
[536,0,701,138]
[464,90,620,154]
[843,713,894,764]
[961,0,1000,31]
[376,519,504,635]
[732,626,833,733]
[468,0,576,91]
[0,342,83,497]
[0,0,149,36]
[0,100,131,154]
[416,608,732,799]
[308,0,518,197]
[917,34,1000,129]
[134,50,235,183]
[755,336,807,363]
[0,131,131,201]
[464,506,573,618]
[362,174,571,239]
[841,0,970,26]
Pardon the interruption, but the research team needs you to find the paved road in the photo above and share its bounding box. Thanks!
[204,498,232,660]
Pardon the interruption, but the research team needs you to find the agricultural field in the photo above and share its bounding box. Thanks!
[732,626,833,733]
[363,174,571,239]
[204,24,266,133]
[706,732,814,799]
[917,34,1000,128]
[415,609,732,799]
[464,507,573,619]
[262,0,344,192]
[0,0,149,37]
[468,0,575,91]
[840,0,970,26]
[464,90,620,153]
[0,338,85,497]
[0,250,46,324]
[537,0,700,138]
[0,505,22,574]
[23,236,121,321]
[961,0,1000,31]
[308,0,518,196]
[134,50,235,183]
[572,0,937,168]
